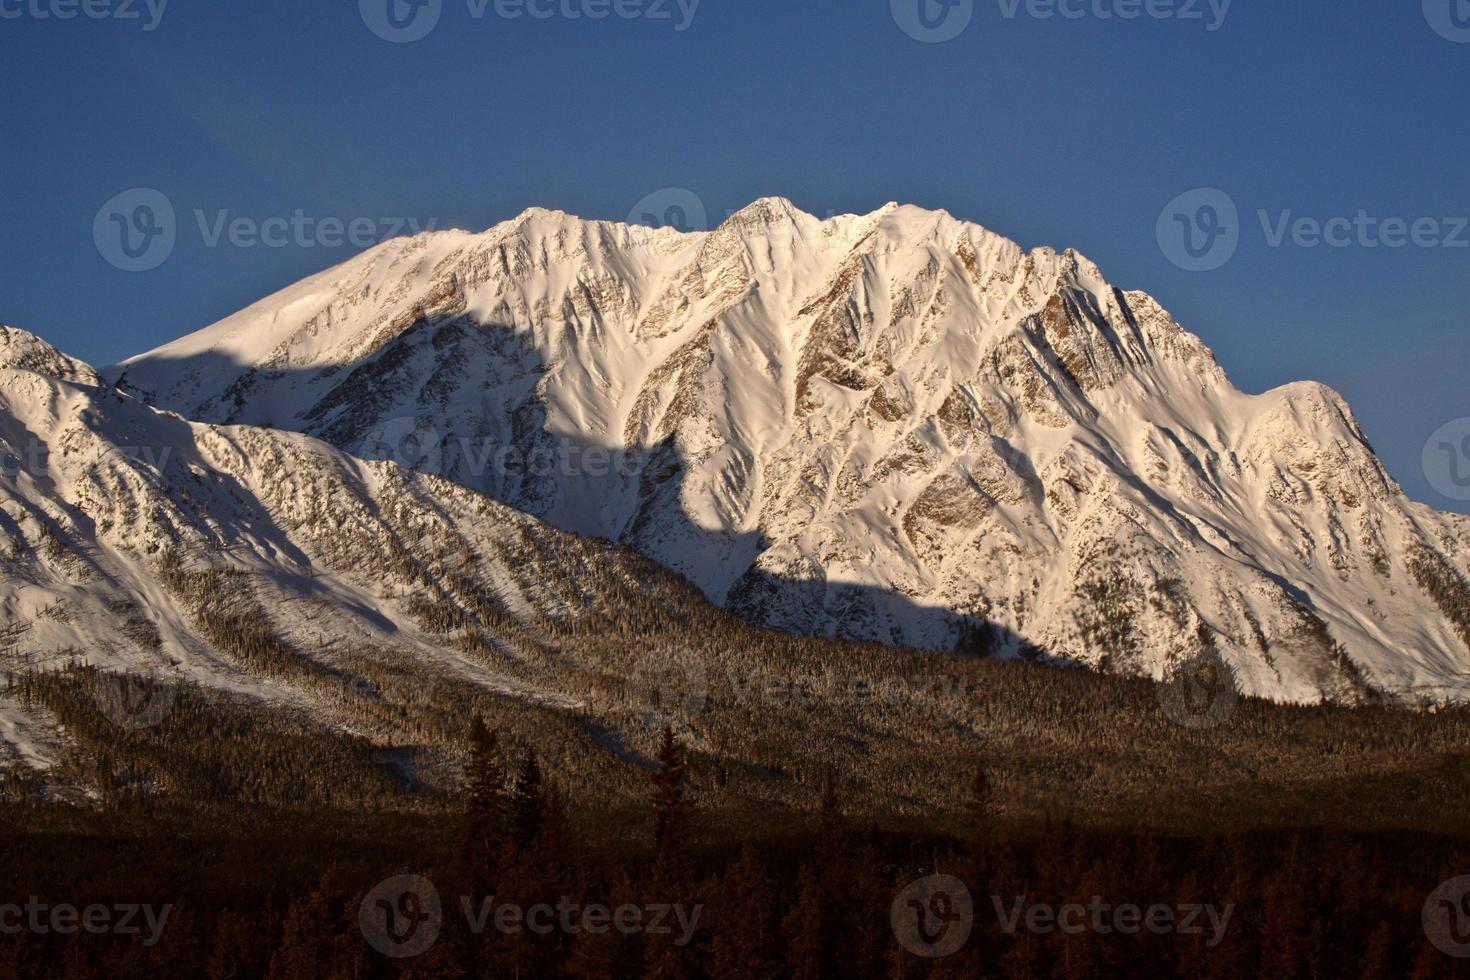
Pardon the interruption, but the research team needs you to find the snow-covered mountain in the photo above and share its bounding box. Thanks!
[0,326,700,757]
[111,199,1470,704]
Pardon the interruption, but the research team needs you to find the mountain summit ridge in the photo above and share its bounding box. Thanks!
[109,201,1470,704]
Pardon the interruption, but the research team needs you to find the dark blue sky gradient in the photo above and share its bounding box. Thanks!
[1,0,1466,507]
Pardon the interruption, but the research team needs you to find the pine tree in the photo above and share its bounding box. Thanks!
[265,881,335,980]
[782,867,825,980]
[462,716,509,892]
[567,868,645,979]
[644,727,695,980]
[511,749,547,852]
[205,910,257,980]
[651,726,689,880]
[1259,878,1306,977]
[818,767,844,844]
[967,765,993,842]
[709,843,778,980]
[840,831,889,980]
[1357,921,1393,980]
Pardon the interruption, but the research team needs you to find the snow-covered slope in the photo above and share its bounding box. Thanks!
[112,200,1470,704]
[0,327,695,741]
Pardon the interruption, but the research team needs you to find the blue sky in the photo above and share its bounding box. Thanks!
[1,0,1467,509]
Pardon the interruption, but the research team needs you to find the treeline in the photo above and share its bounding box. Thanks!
[0,721,1466,978]
[9,639,1470,838]
[3,667,412,811]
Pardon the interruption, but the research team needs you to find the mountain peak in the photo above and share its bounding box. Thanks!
[108,202,1470,707]
[0,325,101,387]
[719,196,810,230]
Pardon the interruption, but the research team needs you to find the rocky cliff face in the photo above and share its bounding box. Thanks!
[112,200,1470,704]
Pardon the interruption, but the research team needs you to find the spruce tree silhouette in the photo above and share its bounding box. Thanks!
[461,716,509,896]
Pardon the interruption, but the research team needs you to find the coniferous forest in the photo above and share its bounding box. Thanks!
[3,646,1470,979]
